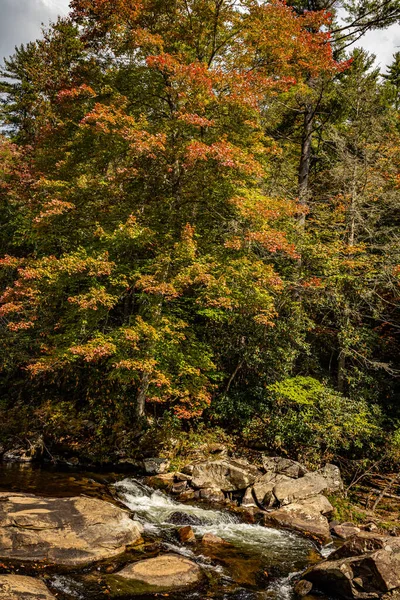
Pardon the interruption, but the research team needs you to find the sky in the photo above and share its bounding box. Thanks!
[0,0,399,72]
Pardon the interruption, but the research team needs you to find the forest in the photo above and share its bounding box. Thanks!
[0,0,399,468]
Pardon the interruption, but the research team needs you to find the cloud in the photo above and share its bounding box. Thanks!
[358,25,400,72]
[0,0,70,65]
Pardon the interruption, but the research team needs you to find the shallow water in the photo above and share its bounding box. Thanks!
[0,463,335,600]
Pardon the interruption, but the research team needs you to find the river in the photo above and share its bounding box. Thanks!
[0,462,335,600]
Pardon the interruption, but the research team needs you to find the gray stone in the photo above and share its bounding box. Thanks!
[191,459,261,492]
[262,456,308,479]
[0,492,143,567]
[294,579,313,597]
[264,502,331,544]
[331,523,361,540]
[143,457,170,475]
[316,464,344,494]
[273,472,329,506]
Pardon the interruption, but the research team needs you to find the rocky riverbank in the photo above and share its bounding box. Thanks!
[1,453,400,600]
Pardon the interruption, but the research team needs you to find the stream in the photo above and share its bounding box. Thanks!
[0,462,335,600]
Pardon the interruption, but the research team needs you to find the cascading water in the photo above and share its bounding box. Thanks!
[114,478,321,598]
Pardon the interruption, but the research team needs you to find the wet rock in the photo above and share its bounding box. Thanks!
[202,532,229,546]
[264,502,331,544]
[330,531,400,560]
[179,526,196,543]
[262,456,308,479]
[0,575,56,599]
[167,511,205,526]
[331,523,361,540]
[191,458,261,492]
[0,492,143,567]
[294,579,313,597]
[109,553,203,595]
[197,487,226,503]
[304,549,400,599]
[143,457,170,475]
[144,472,175,491]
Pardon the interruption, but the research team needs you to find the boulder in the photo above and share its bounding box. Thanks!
[294,579,313,597]
[197,488,225,503]
[0,492,143,567]
[167,512,206,526]
[299,494,334,516]
[179,526,196,544]
[242,487,258,509]
[262,456,308,479]
[264,499,332,544]
[144,473,175,491]
[330,531,400,561]
[0,575,56,599]
[253,473,296,509]
[316,463,344,494]
[304,549,400,599]
[109,554,203,595]
[273,472,329,506]
[143,457,170,475]
[202,532,228,546]
[172,481,188,494]
[331,523,361,540]
[191,459,261,492]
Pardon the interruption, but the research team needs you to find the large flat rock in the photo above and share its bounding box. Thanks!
[0,492,143,567]
[0,575,56,599]
[108,553,203,595]
[191,459,261,492]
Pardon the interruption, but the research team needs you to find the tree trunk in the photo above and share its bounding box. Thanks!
[136,371,150,419]
[298,102,314,228]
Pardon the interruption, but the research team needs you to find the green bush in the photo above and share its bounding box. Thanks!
[243,376,381,464]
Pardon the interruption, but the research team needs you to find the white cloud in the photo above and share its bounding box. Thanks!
[358,25,400,71]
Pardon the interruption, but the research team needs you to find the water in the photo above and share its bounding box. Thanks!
[0,463,331,600]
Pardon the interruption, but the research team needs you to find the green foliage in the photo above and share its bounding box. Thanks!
[243,377,381,463]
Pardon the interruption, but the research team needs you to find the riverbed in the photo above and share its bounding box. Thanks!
[0,462,335,599]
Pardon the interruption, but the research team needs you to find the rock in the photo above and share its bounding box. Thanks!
[167,512,206,526]
[179,526,196,543]
[182,464,195,475]
[191,459,261,492]
[0,575,56,599]
[197,488,225,503]
[364,522,379,532]
[0,492,143,566]
[172,481,188,494]
[109,554,203,595]
[273,472,329,506]
[253,473,290,509]
[143,457,170,475]
[330,531,400,560]
[144,472,175,491]
[264,502,331,544]
[242,487,258,509]
[202,533,228,546]
[304,549,400,599]
[331,523,361,540]
[175,472,192,482]
[299,494,334,516]
[177,490,197,502]
[316,463,344,494]
[208,443,228,455]
[294,579,313,597]
[262,456,308,479]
